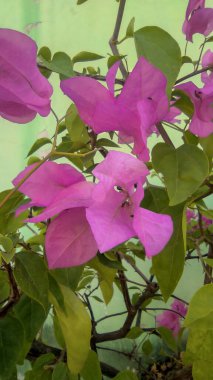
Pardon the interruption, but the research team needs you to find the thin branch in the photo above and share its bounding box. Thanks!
[109,0,128,79]
[117,251,150,284]
[204,237,213,285]
[96,311,128,325]
[145,307,186,318]
[175,65,213,84]
[156,122,175,147]
[116,253,132,311]
[0,262,20,318]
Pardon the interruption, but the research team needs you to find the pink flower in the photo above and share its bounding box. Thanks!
[0,28,52,123]
[13,161,98,268]
[13,152,173,267]
[201,49,213,84]
[60,57,169,161]
[86,151,173,258]
[156,300,188,336]
[183,0,213,42]
[176,81,213,137]
[186,209,196,223]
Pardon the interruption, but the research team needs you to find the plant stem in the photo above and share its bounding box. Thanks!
[175,65,213,84]
[156,123,175,147]
[109,0,128,79]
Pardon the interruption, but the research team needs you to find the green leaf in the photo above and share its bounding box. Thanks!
[96,138,119,148]
[52,363,71,380]
[50,285,91,374]
[81,350,102,380]
[125,17,135,38]
[134,26,181,94]
[206,35,213,43]
[181,56,193,65]
[0,270,10,303]
[27,138,52,157]
[73,51,104,64]
[173,89,194,117]
[204,259,213,268]
[38,52,74,79]
[107,55,125,68]
[152,143,209,206]
[183,130,199,145]
[0,315,24,379]
[113,370,139,380]
[0,235,15,263]
[0,190,25,234]
[14,252,49,311]
[185,284,213,327]
[50,266,83,291]
[38,46,52,78]
[14,295,47,361]
[89,256,117,304]
[200,134,213,166]
[77,0,88,4]
[141,186,185,300]
[157,326,177,352]
[65,105,89,143]
[184,285,213,380]
[126,326,143,339]
[142,340,153,356]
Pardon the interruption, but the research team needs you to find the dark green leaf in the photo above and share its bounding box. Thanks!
[157,326,177,352]
[50,265,83,291]
[126,326,143,339]
[134,26,181,94]
[14,252,49,311]
[77,0,88,4]
[0,270,10,303]
[173,89,194,117]
[142,340,153,355]
[27,138,52,157]
[0,190,25,234]
[81,350,102,380]
[96,138,119,148]
[0,316,24,379]
[65,105,89,143]
[141,186,186,300]
[113,370,139,380]
[73,51,104,64]
[181,56,193,65]
[125,17,135,38]
[152,143,209,206]
[52,363,71,380]
[38,46,52,78]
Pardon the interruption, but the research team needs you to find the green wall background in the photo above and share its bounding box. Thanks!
[1,0,212,374]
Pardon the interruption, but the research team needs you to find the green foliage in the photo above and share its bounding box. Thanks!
[157,327,177,352]
[0,315,24,379]
[141,186,186,300]
[72,51,104,64]
[184,285,213,380]
[0,190,25,234]
[80,350,102,380]
[50,285,91,374]
[27,138,52,157]
[38,51,74,79]
[65,105,89,144]
[113,370,139,380]
[134,26,181,94]
[14,252,49,311]
[152,143,209,206]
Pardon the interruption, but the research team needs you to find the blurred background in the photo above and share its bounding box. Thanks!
[1,0,212,375]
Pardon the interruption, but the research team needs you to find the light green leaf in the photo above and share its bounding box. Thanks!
[113,370,139,380]
[141,186,185,300]
[38,52,74,79]
[152,143,209,206]
[81,350,102,380]
[89,256,117,304]
[0,190,25,234]
[14,252,49,311]
[0,316,24,379]
[65,105,89,143]
[134,26,181,94]
[27,138,52,157]
[204,259,213,268]
[185,284,213,327]
[73,51,104,64]
[50,285,91,374]
[125,17,135,38]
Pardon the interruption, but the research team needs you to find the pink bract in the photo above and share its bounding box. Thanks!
[201,49,213,85]
[0,28,52,123]
[176,81,213,137]
[60,57,169,161]
[183,0,213,42]
[87,151,173,258]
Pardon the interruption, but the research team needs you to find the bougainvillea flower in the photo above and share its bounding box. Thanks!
[13,161,97,268]
[61,57,169,161]
[156,300,188,336]
[176,81,213,137]
[201,49,213,84]
[182,0,213,42]
[86,151,173,258]
[0,28,52,123]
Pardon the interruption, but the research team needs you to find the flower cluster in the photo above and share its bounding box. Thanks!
[14,151,173,268]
